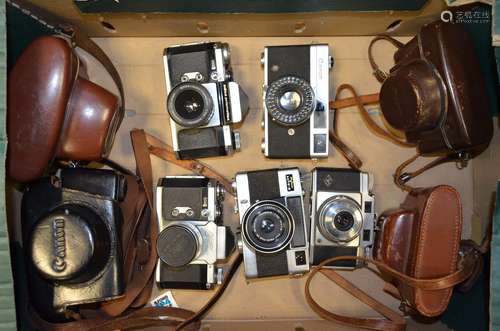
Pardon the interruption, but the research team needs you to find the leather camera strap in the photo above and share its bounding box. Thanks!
[329,84,414,170]
[97,130,158,317]
[368,35,405,83]
[393,153,458,192]
[143,132,234,194]
[305,252,479,331]
[8,0,125,119]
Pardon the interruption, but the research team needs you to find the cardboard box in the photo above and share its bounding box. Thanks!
[5,1,494,330]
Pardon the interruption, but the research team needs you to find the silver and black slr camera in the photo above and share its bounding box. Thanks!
[155,176,235,290]
[233,168,309,279]
[261,44,332,159]
[163,42,249,159]
[310,168,376,269]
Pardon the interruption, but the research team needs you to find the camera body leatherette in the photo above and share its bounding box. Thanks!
[374,185,462,317]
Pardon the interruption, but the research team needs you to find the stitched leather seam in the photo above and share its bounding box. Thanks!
[414,186,461,315]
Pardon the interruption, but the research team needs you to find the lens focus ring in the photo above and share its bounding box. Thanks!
[265,76,315,126]
[317,196,363,243]
[167,82,214,128]
[241,200,294,253]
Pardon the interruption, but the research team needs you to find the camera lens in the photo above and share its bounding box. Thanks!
[242,200,294,253]
[318,196,363,243]
[167,82,214,128]
[333,211,355,231]
[265,76,315,126]
[279,91,302,112]
[175,90,205,119]
[157,224,200,268]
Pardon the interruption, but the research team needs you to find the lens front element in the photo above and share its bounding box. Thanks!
[167,82,214,128]
[318,196,363,243]
[242,200,294,253]
[279,91,302,112]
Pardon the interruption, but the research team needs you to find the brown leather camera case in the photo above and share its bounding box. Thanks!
[379,21,493,157]
[375,185,462,316]
[8,36,120,182]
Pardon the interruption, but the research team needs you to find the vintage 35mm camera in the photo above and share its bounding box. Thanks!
[22,168,125,321]
[261,44,332,159]
[310,168,376,269]
[233,168,309,279]
[156,176,235,290]
[163,42,249,159]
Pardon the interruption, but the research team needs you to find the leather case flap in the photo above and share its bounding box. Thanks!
[385,21,493,156]
[418,22,493,151]
[375,210,415,274]
[401,185,462,316]
[7,36,77,182]
[56,77,119,161]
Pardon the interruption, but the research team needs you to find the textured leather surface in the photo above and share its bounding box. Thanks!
[7,36,76,182]
[57,77,119,160]
[375,210,415,274]
[381,59,444,133]
[7,35,121,182]
[377,185,462,317]
[380,21,493,156]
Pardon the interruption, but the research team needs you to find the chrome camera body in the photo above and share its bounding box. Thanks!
[261,44,332,159]
[233,168,309,279]
[163,42,249,159]
[310,168,376,269]
[155,176,235,290]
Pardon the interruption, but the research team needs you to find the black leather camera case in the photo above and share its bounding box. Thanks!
[22,168,125,321]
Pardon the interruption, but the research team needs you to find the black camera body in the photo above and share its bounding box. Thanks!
[156,176,235,290]
[164,42,249,159]
[261,44,332,159]
[234,168,309,279]
[310,168,376,269]
[22,168,125,321]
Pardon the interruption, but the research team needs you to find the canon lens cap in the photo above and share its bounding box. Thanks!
[29,205,110,282]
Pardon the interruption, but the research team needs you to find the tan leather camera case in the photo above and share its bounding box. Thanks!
[8,36,121,182]
[375,185,462,317]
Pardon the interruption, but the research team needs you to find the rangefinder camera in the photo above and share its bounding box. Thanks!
[233,168,309,279]
[155,176,235,290]
[261,44,332,159]
[310,168,376,269]
[163,42,249,159]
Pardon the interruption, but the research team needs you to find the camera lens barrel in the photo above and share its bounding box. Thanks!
[317,196,363,243]
[167,82,214,128]
[241,200,294,253]
[265,76,315,126]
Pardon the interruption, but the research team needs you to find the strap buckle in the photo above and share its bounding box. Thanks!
[57,24,77,46]
[456,152,470,170]
[373,68,389,82]
[398,172,412,183]
[398,299,415,316]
